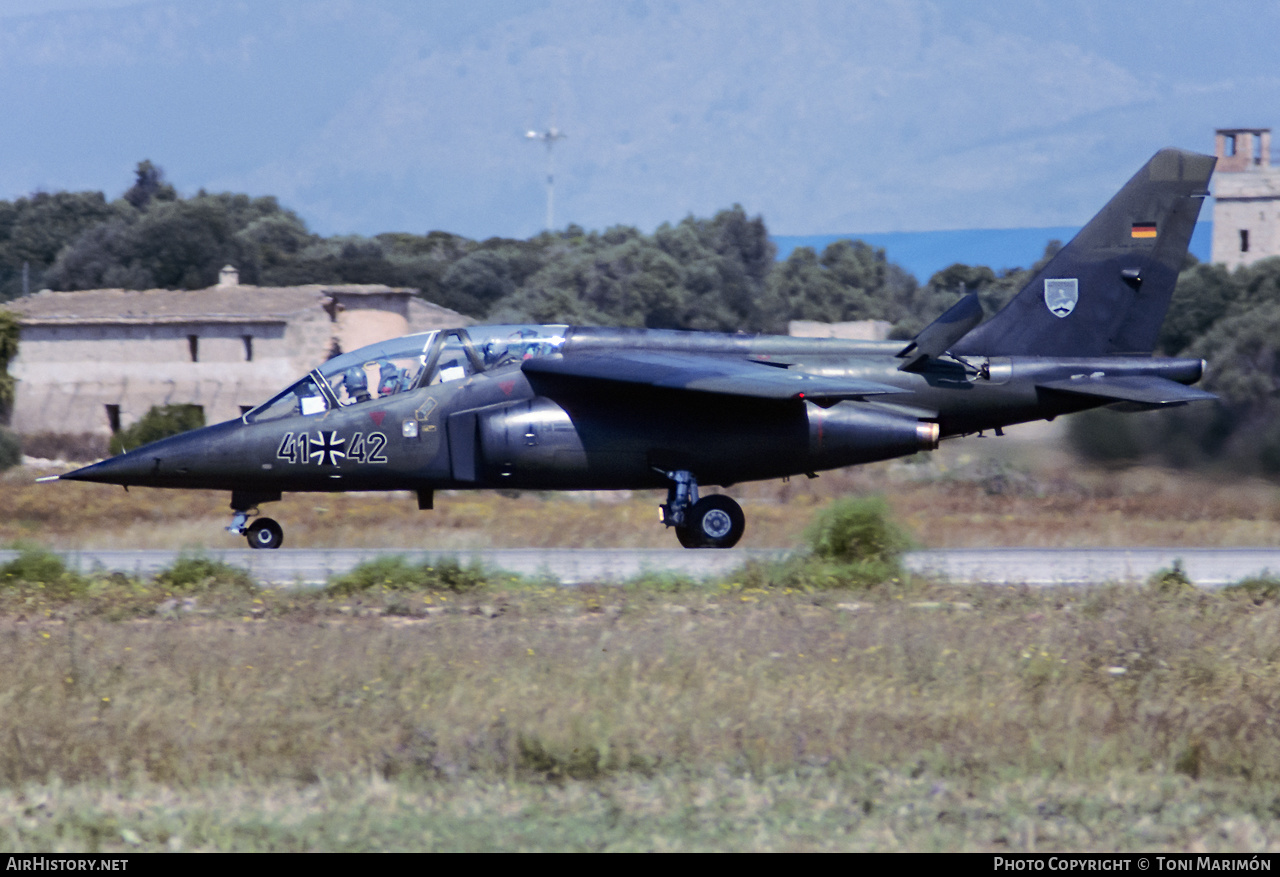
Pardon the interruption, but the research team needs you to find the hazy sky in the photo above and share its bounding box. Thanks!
[1,0,1276,239]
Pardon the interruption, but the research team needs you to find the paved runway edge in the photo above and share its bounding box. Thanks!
[7,547,1280,587]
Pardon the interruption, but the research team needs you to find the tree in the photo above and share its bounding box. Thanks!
[234,212,315,277]
[122,160,177,210]
[652,206,779,332]
[44,220,148,290]
[2,191,119,269]
[1069,285,1280,478]
[494,209,782,332]
[1159,261,1241,355]
[109,404,205,456]
[0,309,19,420]
[0,191,124,297]
[126,198,239,288]
[769,246,845,322]
[439,248,522,316]
[46,191,315,291]
[768,238,920,333]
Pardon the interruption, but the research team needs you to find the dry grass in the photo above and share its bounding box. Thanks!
[15,437,1280,550]
[4,578,1280,850]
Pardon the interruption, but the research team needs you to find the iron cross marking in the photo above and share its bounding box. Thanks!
[310,431,347,466]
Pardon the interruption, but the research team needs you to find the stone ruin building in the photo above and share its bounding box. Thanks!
[4,266,469,448]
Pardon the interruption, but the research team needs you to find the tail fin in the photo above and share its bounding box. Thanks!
[952,148,1216,357]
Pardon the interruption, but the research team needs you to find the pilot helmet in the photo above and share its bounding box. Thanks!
[343,366,368,393]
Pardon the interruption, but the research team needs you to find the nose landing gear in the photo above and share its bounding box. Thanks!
[227,491,285,549]
[659,469,745,549]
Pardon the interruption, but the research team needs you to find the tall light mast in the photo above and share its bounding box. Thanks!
[525,124,567,231]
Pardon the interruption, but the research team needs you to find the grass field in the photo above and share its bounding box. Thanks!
[4,578,1280,851]
[3,443,1280,851]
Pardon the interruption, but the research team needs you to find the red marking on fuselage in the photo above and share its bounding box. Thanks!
[499,380,516,395]
[369,410,386,427]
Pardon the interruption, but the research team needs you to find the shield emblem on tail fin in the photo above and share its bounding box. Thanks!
[1044,279,1078,318]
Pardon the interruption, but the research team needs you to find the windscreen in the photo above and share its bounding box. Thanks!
[243,326,569,423]
[245,332,438,423]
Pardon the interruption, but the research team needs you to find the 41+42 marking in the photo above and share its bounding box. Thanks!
[277,431,388,467]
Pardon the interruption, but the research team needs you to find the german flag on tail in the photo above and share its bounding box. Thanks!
[1131,221,1157,239]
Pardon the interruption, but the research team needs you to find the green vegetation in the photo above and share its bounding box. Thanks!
[0,428,22,471]
[721,494,915,592]
[317,496,913,596]
[327,555,490,595]
[0,549,261,618]
[771,240,1060,339]
[107,403,205,455]
[805,495,910,580]
[490,209,778,331]
[0,161,1021,337]
[1068,255,1280,477]
[0,544,81,597]
[4,769,1280,852]
[0,308,21,471]
[1222,573,1280,603]
[1147,559,1195,594]
[0,308,19,417]
[152,553,256,594]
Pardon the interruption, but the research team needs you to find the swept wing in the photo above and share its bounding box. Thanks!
[523,350,907,401]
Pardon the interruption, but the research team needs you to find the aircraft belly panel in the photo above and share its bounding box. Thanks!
[572,394,811,487]
[464,393,819,489]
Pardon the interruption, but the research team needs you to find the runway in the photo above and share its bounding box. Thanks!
[13,546,1280,587]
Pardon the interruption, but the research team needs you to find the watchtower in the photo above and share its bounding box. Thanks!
[1211,128,1280,269]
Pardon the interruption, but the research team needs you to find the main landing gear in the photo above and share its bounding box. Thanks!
[227,492,285,549]
[659,469,745,549]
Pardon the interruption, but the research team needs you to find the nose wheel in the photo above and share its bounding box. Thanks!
[227,497,285,550]
[245,517,284,550]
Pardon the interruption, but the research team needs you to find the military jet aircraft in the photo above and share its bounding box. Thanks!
[54,148,1218,549]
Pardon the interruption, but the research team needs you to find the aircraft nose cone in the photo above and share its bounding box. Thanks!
[60,450,161,486]
[57,420,241,487]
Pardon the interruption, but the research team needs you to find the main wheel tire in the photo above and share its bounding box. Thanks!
[675,523,705,549]
[680,495,745,549]
[246,517,284,550]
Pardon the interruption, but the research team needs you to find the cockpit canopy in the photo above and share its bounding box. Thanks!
[245,325,568,423]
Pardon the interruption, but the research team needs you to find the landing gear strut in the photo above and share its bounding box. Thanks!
[227,491,285,549]
[659,470,745,549]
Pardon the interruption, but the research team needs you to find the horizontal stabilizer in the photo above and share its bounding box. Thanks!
[525,351,908,401]
[897,292,983,371]
[1037,375,1217,407]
